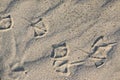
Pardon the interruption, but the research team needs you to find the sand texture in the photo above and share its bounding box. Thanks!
[0,0,120,80]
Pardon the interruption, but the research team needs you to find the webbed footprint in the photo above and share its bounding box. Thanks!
[51,42,68,59]
[92,43,116,58]
[51,42,70,76]
[89,39,117,68]
[34,23,47,37]
[31,18,48,38]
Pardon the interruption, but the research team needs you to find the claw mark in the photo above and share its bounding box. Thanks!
[0,15,13,31]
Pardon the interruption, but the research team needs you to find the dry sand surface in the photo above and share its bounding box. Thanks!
[0,0,120,80]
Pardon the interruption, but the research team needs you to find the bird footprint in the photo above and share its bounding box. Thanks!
[31,18,48,38]
[0,15,13,30]
[34,23,47,37]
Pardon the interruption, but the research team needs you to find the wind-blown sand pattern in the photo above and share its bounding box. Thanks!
[0,0,120,80]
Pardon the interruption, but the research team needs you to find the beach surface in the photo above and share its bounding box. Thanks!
[0,0,120,80]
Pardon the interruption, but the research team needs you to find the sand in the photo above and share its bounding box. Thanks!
[0,0,120,80]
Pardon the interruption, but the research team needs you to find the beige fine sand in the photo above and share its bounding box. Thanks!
[0,0,120,80]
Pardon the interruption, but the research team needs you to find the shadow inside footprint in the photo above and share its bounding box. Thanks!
[32,17,48,38]
[89,42,117,68]
[51,42,68,58]
[0,15,12,30]
[55,64,68,74]
[56,67,68,73]
[12,66,25,72]
[34,25,47,37]
[95,59,106,68]
[53,60,68,67]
